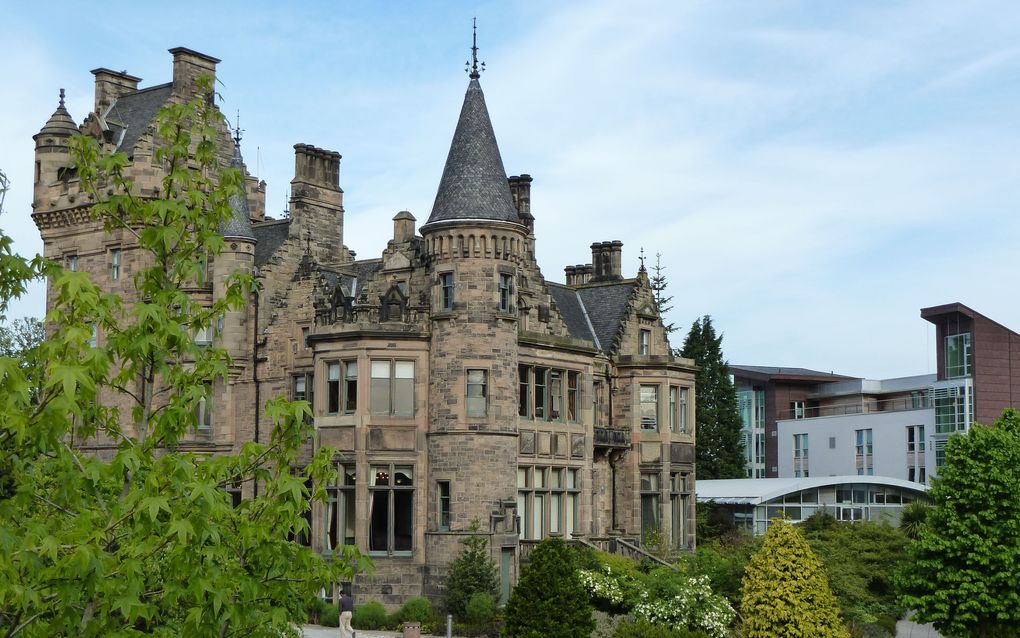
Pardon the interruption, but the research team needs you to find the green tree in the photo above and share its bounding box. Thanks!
[0,316,44,359]
[503,537,594,638]
[897,409,1020,638]
[0,80,366,637]
[444,522,499,621]
[679,316,744,479]
[649,253,674,335]
[801,513,908,633]
[741,519,849,638]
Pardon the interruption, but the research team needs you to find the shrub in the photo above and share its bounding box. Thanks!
[612,617,710,638]
[503,536,594,638]
[466,592,497,625]
[741,519,849,638]
[319,604,339,627]
[632,571,734,638]
[445,523,500,621]
[353,600,388,629]
[396,596,434,625]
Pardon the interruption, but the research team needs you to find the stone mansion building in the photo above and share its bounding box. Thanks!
[31,46,697,604]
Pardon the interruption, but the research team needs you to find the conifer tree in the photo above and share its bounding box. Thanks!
[444,522,499,620]
[649,253,675,334]
[679,316,744,479]
[741,519,849,638]
[503,536,594,638]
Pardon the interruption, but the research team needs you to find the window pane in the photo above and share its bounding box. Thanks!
[343,491,355,545]
[567,493,578,533]
[371,361,391,415]
[394,466,414,486]
[534,368,547,419]
[370,490,389,551]
[533,494,545,539]
[517,468,528,488]
[519,366,530,417]
[550,493,562,534]
[549,371,563,421]
[467,369,487,417]
[393,375,414,416]
[567,372,578,422]
[344,362,357,413]
[371,467,390,486]
[393,491,413,551]
[640,385,659,430]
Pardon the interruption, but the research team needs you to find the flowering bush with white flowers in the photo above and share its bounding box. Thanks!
[632,575,735,638]
[578,566,626,606]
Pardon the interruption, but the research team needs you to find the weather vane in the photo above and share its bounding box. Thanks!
[233,110,244,145]
[639,247,647,271]
[465,17,486,79]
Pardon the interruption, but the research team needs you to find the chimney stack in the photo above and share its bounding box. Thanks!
[393,211,416,243]
[91,68,141,114]
[564,265,576,286]
[169,47,220,99]
[591,241,623,281]
[508,174,534,230]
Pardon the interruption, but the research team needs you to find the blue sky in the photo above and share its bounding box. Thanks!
[2,1,1019,378]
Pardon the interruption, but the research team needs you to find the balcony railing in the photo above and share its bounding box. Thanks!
[779,393,932,421]
[593,426,631,450]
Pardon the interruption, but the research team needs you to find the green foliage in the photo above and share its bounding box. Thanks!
[444,522,500,620]
[465,592,497,626]
[503,536,594,638]
[679,316,745,479]
[0,79,367,637]
[800,514,908,631]
[741,519,850,638]
[612,617,709,638]
[319,604,339,627]
[898,501,928,541]
[395,596,435,625]
[897,409,1020,637]
[352,601,388,629]
[680,536,759,608]
[649,253,675,334]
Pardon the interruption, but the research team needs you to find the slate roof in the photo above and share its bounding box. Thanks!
[546,281,637,354]
[577,282,637,353]
[36,92,79,138]
[346,260,383,299]
[729,365,854,381]
[547,284,596,345]
[252,220,290,266]
[424,79,521,227]
[105,83,173,157]
[220,142,256,241]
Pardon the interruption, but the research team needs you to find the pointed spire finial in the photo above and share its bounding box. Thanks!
[639,247,647,272]
[59,88,66,108]
[465,17,486,79]
[233,109,244,146]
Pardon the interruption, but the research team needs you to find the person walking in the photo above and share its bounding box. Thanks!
[338,590,354,638]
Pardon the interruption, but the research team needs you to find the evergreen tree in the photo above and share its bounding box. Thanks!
[679,316,744,479]
[444,522,499,620]
[741,519,849,638]
[503,537,594,638]
[649,253,675,334]
[897,409,1020,637]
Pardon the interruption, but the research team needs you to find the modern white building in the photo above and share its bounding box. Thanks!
[697,476,929,535]
[776,374,936,485]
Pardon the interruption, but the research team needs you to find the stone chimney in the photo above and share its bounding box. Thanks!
[91,68,141,114]
[289,143,344,265]
[577,264,593,285]
[169,47,220,99]
[591,241,623,281]
[564,265,576,286]
[508,174,534,230]
[393,210,416,243]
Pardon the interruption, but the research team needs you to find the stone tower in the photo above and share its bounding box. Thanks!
[422,64,527,584]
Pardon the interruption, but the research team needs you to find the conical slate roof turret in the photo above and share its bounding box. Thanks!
[220,140,256,242]
[423,76,521,228]
[35,89,79,141]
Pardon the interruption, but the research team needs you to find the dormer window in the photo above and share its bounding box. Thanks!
[639,329,651,355]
